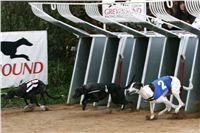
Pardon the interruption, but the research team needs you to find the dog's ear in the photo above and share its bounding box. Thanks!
[133,82,143,89]
[81,86,87,94]
[139,82,143,87]
[73,87,83,98]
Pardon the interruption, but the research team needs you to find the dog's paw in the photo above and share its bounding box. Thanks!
[105,108,113,114]
[23,105,34,112]
[40,105,47,111]
[146,114,158,120]
[82,105,86,111]
[23,105,29,111]
[169,112,185,119]
[175,105,184,113]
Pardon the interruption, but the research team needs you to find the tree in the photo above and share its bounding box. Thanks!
[1,1,79,101]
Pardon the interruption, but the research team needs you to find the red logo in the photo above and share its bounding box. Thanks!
[0,61,44,76]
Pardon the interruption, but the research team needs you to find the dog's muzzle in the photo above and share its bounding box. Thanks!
[126,90,137,95]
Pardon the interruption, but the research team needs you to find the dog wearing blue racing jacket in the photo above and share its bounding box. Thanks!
[127,76,185,120]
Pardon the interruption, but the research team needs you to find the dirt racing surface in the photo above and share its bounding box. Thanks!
[1,104,200,133]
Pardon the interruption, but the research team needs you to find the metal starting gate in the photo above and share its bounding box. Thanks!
[30,0,200,112]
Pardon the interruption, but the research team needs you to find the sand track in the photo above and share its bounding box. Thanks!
[1,104,200,133]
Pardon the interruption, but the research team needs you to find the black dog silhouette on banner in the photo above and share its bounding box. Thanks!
[1,38,33,61]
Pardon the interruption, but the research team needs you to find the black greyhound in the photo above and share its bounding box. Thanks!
[73,83,109,110]
[1,37,33,61]
[1,79,64,111]
[73,76,135,110]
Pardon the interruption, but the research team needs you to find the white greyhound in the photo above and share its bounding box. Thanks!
[127,76,185,120]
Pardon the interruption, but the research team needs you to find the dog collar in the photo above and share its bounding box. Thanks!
[148,83,154,92]
[88,90,101,94]
[146,96,155,101]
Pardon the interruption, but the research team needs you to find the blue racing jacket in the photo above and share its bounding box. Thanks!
[151,76,172,100]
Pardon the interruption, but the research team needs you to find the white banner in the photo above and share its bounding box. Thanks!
[0,31,48,89]
[102,0,146,22]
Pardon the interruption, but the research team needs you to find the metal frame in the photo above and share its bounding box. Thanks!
[29,3,90,37]
[149,1,200,36]
[85,4,147,37]
[56,4,117,37]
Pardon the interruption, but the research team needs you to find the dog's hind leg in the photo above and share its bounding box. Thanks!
[39,93,48,111]
[158,96,173,116]
[40,92,47,105]
[157,96,178,116]
[30,95,40,106]
[158,102,171,116]
[173,92,185,113]
[39,105,47,111]
[171,77,185,113]
[24,97,29,105]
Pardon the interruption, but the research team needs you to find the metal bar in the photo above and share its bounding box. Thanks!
[29,0,187,5]
[29,3,90,37]
[157,38,167,78]
[67,38,82,104]
[170,21,200,36]
[185,38,199,111]
[125,39,136,86]
[57,4,117,37]
[136,38,152,110]
[138,22,178,37]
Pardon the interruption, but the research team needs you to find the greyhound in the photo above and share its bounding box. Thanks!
[1,79,64,111]
[73,83,128,110]
[127,76,185,120]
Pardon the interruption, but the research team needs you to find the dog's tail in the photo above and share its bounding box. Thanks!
[123,74,136,89]
[45,91,65,100]
[41,82,65,100]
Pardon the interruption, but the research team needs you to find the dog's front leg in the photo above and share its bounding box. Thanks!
[120,100,127,110]
[107,94,111,108]
[158,97,171,116]
[121,104,125,110]
[82,96,88,111]
[149,102,156,120]
[24,97,29,105]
